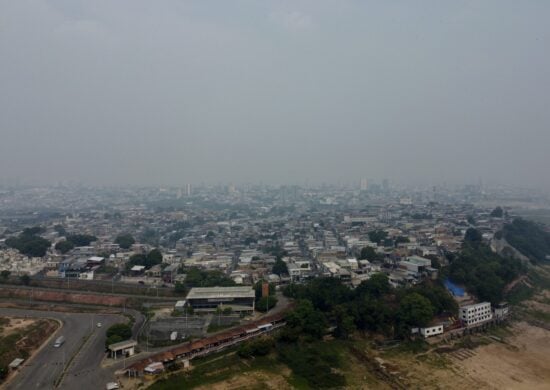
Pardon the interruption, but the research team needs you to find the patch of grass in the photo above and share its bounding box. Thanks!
[529,268,550,290]
[527,309,550,323]
[207,322,236,333]
[277,341,346,388]
[396,339,429,354]
[487,325,514,339]
[506,283,535,305]
[416,353,449,368]
[150,351,283,390]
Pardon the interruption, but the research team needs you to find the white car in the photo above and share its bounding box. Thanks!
[97,322,102,328]
[106,383,119,390]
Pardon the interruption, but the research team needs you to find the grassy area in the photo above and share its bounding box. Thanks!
[507,283,535,305]
[206,322,238,333]
[416,353,449,369]
[150,351,283,390]
[150,338,360,389]
[380,339,429,358]
[526,309,550,323]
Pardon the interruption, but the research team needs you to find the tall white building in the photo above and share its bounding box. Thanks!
[360,178,368,191]
[459,302,493,326]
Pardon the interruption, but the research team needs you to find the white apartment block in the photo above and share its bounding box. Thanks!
[459,302,493,326]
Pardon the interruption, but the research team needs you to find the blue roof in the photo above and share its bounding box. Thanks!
[444,279,465,297]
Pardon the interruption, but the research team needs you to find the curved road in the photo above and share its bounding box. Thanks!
[1,308,131,390]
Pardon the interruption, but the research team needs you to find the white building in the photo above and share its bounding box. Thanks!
[494,302,509,320]
[420,324,444,338]
[459,302,493,327]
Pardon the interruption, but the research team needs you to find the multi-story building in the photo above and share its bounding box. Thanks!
[459,302,493,326]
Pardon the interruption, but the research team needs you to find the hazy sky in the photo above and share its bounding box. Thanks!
[1,1,549,187]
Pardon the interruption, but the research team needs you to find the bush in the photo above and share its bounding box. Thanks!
[237,337,274,358]
[105,323,132,347]
[278,344,346,388]
[256,296,277,312]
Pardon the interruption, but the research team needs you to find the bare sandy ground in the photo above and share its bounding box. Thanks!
[459,322,550,389]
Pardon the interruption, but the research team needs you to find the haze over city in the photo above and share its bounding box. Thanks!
[1,0,549,188]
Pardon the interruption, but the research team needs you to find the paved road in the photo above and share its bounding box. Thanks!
[1,308,127,390]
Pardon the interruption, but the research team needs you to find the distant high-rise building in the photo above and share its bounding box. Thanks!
[186,183,192,196]
[360,178,368,191]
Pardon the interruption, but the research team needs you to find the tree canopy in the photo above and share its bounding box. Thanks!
[126,249,163,270]
[55,240,75,254]
[105,323,132,347]
[183,267,236,288]
[66,234,97,246]
[368,230,388,244]
[464,227,482,244]
[283,274,457,340]
[115,234,135,249]
[359,246,383,261]
[501,218,550,263]
[6,232,51,257]
[272,258,288,276]
[490,206,504,218]
[449,243,526,304]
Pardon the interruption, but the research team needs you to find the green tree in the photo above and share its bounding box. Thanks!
[22,226,44,236]
[115,234,135,249]
[147,249,163,264]
[105,323,132,341]
[368,230,388,244]
[6,234,51,257]
[394,236,410,246]
[66,234,97,246]
[19,274,31,286]
[0,270,11,279]
[396,293,434,337]
[359,246,382,261]
[272,258,288,276]
[355,273,390,298]
[332,305,355,339]
[174,282,187,295]
[53,225,66,236]
[490,207,504,218]
[285,300,327,339]
[238,337,274,358]
[464,228,482,244]
[55,240,75,254]
[256,296,278,312]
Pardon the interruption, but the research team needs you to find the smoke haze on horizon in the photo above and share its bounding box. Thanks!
[1,1,549,189]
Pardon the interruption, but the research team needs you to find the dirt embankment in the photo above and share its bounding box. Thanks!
[0,286,127,306]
